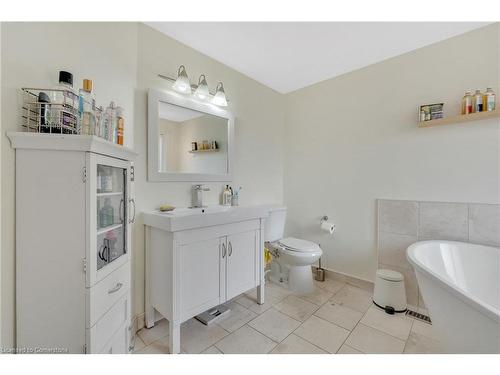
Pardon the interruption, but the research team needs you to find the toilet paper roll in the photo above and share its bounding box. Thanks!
[321,221,335,234]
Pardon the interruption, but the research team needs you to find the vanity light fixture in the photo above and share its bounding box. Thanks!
[194,74,209,100]
[172,65,192,94]
[212,82,228,107]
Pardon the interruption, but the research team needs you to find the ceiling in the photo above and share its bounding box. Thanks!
[146,22,490,93]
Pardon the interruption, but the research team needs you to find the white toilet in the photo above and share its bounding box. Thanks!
[265,206,322,293]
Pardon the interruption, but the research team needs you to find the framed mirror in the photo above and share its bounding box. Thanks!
[148,89,234,182]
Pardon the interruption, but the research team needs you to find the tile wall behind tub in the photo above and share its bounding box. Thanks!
[377,199,500,307]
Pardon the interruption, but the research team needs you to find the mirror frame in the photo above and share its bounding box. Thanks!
[148,88,234,182]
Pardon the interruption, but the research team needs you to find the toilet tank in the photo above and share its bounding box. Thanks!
[264,206,287,242]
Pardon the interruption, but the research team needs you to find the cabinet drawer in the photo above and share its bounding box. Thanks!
[87,261,130,327]
[99,321,130,354]
[87,291,130,353]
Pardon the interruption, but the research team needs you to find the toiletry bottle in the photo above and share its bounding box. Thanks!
[461,91,473,115]
[95,105,103,137]
[472,89,483,113]
[222,185,232,206]
[100,198,114,227]
[52,71,79,134]
[38,92,51,133]
[79,79,96,135]
[103,102,117,142]
[116,106,125,145]
[484,87,496,111]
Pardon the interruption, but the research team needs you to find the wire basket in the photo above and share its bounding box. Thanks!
[21,87,102,135]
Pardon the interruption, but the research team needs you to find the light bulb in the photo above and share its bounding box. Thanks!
[194,74,209,100]
[212,82,228,107]
[172,65,192,94]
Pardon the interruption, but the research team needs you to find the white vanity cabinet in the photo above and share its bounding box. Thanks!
[8,133,136,354]
[144,207,268,353]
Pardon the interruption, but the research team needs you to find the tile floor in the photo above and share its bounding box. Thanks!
[134,278,443,354]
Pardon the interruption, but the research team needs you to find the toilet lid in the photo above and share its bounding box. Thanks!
[376,269,404,282]
[278,237,321,253]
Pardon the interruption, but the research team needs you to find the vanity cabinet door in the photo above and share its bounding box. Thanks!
[226,230,258,300]
[180,237,224,318]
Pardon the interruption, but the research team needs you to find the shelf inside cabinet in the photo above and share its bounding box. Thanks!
[97,191,123,197]
[97,223,123,235]
[418,110,500,128]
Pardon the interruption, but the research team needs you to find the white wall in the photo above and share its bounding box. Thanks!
[284,24,500,282]
[0,22,3,348]
[132,23,285,321]
[0,22,285,347]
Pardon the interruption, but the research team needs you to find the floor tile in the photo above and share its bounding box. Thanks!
[236,294,276,314]
[314,301,363,330]
[330,285,373,313]
[216,301,257,332]
[337,344,363,354]
[296,286,334,306]
[294,315,350,354]
[132,335,146,353]
[404,332,443,354]
[274,295,319,322]
[271,334,328,354]
[411,319,439,340]
[135,340,170,354]
[316,278,346,294]
[137,318,169,345]
[360,306,413,341]
[248,308,301,342]
[180,318,229,354]
[346,324,406,354]
[215,325,277,354]
[200,346,223,354]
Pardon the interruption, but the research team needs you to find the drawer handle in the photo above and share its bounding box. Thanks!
[228,241,233,257]
[108,282,123,294]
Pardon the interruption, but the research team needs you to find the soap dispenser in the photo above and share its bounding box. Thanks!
[222,185,232,206]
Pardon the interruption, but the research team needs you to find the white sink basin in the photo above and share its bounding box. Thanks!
[143,205,270,232]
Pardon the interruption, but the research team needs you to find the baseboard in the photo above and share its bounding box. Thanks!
[311,266,374,292]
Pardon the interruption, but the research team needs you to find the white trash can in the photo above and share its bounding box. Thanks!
[373,269,407,314]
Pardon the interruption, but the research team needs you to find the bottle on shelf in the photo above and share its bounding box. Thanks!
[103,102,117,142]
[95,105,103,137]
[51,71,79,134]
[79,79,96,135]
[472,89,484,113]
[116,106,124,145]
[38,92,52,133]
[99,198,114,228]
[222,185,232,206]
[484,87,496,112]
[101,168,113,193]
[461,91,473,115]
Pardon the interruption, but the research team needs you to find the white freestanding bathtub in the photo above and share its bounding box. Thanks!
[407,241,500,354]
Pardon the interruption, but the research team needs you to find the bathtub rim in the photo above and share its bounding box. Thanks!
[407,240,500,324]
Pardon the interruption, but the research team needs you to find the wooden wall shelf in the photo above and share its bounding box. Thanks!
[189,149,219,154]
[418,110,500,128]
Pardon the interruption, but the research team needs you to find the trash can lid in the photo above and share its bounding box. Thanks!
[376,268,404,282]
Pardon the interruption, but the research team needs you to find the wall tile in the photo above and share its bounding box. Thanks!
[378,200,418,236]
[378,232,417,269]
[419,202,468,241]
[469,204,500,247]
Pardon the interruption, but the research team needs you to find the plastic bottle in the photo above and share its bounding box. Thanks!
[116,106,124,145]
[79,79,96,135]
[51,71,79,134]
[484,87,496,112]
[472,89,483,113]
[461,91,473,115]
[103,102,117,142]
[222,185,232,206]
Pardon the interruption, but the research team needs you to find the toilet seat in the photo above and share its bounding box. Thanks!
[278,237,321,253]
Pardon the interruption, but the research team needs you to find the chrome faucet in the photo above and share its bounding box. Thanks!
[191,184,210,208]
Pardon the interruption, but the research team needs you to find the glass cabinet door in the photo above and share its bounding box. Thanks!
[96,164,127,270]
